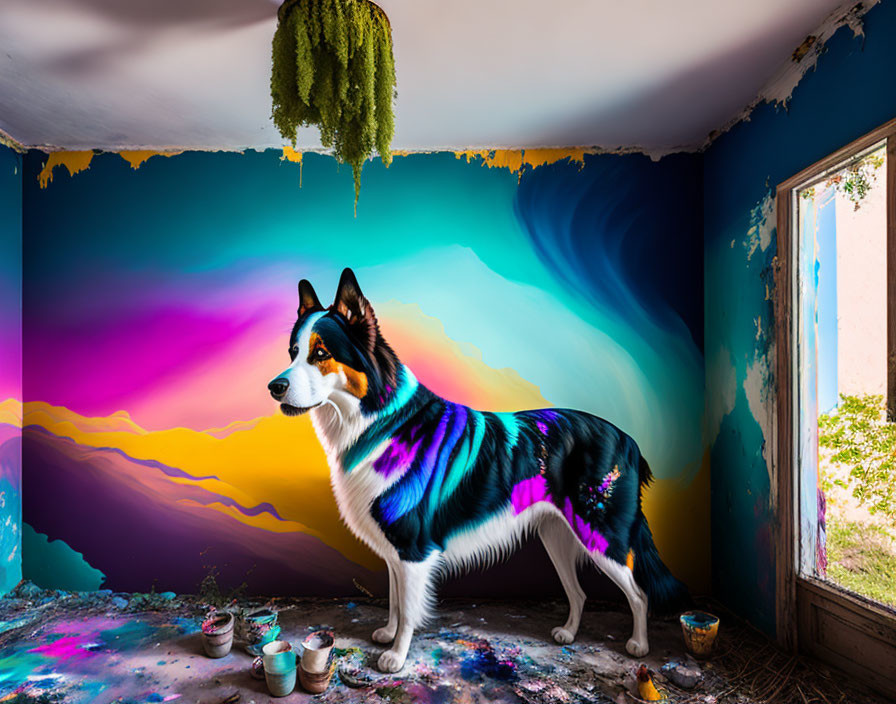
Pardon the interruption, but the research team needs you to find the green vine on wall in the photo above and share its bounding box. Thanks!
[271,0,396,208]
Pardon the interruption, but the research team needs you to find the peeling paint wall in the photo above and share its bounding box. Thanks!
[20,147,708,598]
[704,0,896,633]
[0,143,23,595]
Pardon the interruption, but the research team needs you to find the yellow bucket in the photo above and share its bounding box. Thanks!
[679,610,719,657]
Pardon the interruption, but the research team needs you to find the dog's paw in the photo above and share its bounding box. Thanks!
[551,627,576,645]
[625,637,649,657]
[377,649,406,673]
[372,626,396,644]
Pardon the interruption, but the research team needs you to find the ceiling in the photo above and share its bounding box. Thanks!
[0,0,846,153]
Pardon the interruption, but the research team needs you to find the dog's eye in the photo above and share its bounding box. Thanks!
[289,345,298,360]
[311,347,331,362]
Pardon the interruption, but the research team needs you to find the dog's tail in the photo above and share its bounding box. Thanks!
[630,456,691,615]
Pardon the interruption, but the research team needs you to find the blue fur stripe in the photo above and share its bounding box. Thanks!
[438,409,484,504]
[379,404,451,523]
[426,404,468,517]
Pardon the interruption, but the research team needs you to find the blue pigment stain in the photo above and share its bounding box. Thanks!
[459,643,517,683]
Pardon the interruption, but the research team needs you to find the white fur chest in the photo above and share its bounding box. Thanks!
[310,399,399,561]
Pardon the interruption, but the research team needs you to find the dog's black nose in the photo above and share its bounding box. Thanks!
[268,378,289,400]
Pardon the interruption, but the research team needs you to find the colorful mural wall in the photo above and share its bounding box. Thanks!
[20,146,708,597]
[0,142,22,595]
[704,0,896,634]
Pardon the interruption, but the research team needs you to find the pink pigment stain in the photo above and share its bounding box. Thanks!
[28,635,98,662]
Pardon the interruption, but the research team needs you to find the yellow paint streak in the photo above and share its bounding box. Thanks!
[117,150,182,170]
[38,151,94,188]
[280,146,304,186]
[24,401,382,571]
[453,147,593,175]
[0,399,22,428]
[281,146,303,164]
[641,448,711,593]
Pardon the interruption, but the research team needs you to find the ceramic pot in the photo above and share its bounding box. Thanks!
[262,640,297,697]
[201,611,234,658]
[300,630,334,674]
[238,607,281,656]
[680,610,720,657]
[300,663,333,694]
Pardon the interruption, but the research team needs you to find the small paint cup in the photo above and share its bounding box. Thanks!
[300,663,333,694]
[201,611,234,658]
[680,610,720,657]
[262,640,297,697]
[240,607,281,656]
[300,630,335,674]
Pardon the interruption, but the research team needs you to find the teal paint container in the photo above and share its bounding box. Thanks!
[238,607,281,656]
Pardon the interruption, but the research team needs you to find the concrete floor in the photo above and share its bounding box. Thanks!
[0,586,881,704]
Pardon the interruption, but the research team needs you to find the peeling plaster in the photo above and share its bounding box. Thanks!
[743,340,778,508]
[34,146,610,190]
[0,129,25,154]
[707,0,879,147]
[706,346,737,444]
[745,192,775,261]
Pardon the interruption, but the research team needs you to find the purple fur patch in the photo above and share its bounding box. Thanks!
[563,498,609,554]
[536,421,549,435]
[373,431,423,480]
[510,476,608,553]
[510,475,552,514]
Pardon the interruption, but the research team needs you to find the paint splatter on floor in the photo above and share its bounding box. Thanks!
[0,586,885,704]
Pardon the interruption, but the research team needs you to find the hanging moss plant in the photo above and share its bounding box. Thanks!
[271,0,395,206]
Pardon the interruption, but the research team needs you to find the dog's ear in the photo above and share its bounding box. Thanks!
[298,279,324,318]
[334,268,377,350]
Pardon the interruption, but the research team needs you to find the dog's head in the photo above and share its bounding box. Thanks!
[268,268,399,416]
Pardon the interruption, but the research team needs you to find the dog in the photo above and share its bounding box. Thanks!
[268,268,688,673]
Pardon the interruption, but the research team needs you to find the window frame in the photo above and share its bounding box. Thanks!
[775,117,896,694]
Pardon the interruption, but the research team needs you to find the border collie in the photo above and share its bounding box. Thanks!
[268,268,688,672]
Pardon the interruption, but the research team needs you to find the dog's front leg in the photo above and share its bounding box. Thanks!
[377,555,439,673]
[372,560,400,643]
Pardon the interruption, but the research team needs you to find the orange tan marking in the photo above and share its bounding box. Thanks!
[309,333,369,399]
[626,549,635,571]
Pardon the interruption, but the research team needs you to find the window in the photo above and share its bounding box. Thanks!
[776,118,896,695]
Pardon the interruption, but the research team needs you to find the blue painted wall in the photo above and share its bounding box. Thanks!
[0,143,23,596]
[704,0,896,633]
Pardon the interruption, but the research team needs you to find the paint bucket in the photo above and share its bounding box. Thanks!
[238,607,281,656]
[201,611,234,658]
[679,611,720,657]
[300,630,335,674]
[300,663,334,694]
[262,640,297,697]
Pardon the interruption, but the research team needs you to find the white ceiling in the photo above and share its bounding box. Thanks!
[0,0,846,152]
